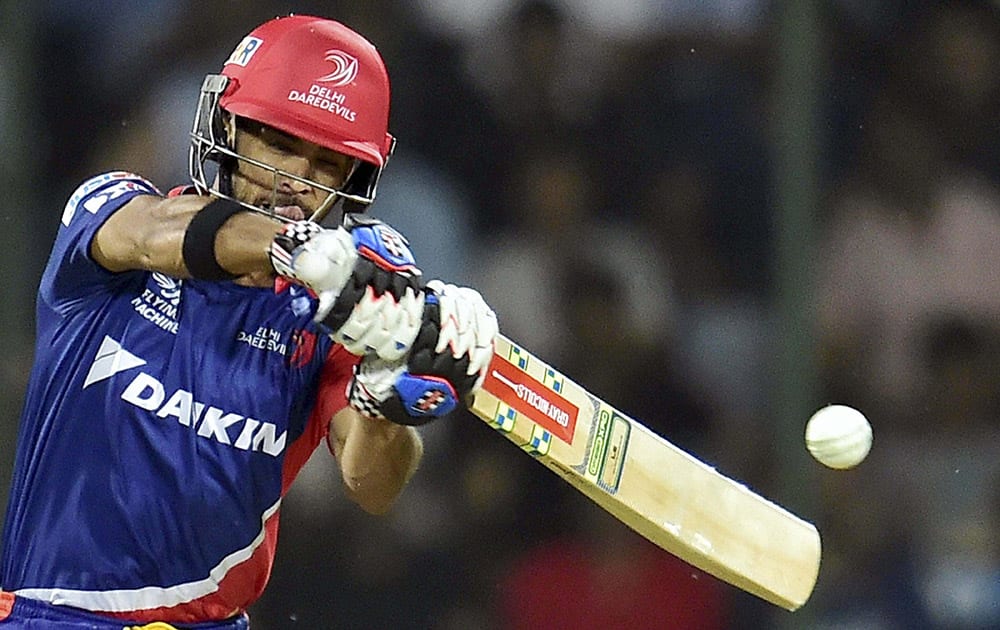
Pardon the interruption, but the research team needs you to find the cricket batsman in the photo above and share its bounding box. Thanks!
[0,14,497,628]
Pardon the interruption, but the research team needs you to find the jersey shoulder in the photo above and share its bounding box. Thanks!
[61,171,161,228]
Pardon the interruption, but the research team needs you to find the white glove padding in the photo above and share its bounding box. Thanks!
[348,281,498,426]
[327,283,423,361]
[426,280,498,394]
[270,217,425,361]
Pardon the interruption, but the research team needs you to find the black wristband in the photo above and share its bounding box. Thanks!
[182,198,245,281]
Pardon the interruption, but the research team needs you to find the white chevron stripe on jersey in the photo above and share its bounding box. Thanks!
[83,336,147,389]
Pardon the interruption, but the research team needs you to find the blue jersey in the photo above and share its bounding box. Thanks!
[0,172,357,624]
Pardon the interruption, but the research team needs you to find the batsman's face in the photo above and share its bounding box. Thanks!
[230,118,354,217]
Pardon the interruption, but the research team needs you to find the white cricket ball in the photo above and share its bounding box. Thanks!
[805,404,872,469]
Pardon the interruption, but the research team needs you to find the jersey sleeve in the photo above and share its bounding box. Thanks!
[311,343,362,429]
[42,171,162,311]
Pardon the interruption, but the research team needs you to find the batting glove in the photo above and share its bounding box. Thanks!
[269,215,424,361]
[349,280,498,426]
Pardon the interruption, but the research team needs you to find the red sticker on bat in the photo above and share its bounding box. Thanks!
[483,353,579,445]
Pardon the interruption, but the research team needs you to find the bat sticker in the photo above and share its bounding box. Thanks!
[482,352,579,445]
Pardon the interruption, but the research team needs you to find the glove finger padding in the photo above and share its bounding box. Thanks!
[426,280,498,393]
[349,282,498,426]
[324,279,424,361]
[318,216,424,361]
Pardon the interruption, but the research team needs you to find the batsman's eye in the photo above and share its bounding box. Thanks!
[267,138,297,156]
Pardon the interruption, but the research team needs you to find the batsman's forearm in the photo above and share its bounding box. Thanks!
[332,409,424,515]
[212,211,285,277]
[93,194,282,281]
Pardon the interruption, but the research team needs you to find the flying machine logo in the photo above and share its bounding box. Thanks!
[286,49,358,122]
[131,273,181,334]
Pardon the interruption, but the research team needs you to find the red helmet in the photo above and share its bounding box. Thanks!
[221,15,394,167]
[190,15,396,219]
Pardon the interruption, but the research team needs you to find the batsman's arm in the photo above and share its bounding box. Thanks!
[91,194,282,285]
[328,406,423,515]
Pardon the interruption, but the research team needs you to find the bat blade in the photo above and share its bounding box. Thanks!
[469,334,821,611]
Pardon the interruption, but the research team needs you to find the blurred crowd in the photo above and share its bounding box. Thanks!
[2,0,999,628]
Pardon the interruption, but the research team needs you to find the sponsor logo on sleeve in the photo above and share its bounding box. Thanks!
[62,172,158,226]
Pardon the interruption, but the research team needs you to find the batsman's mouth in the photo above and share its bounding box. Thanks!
[265,205,306,220]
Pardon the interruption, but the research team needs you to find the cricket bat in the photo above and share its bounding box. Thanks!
[468,334,822,611]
